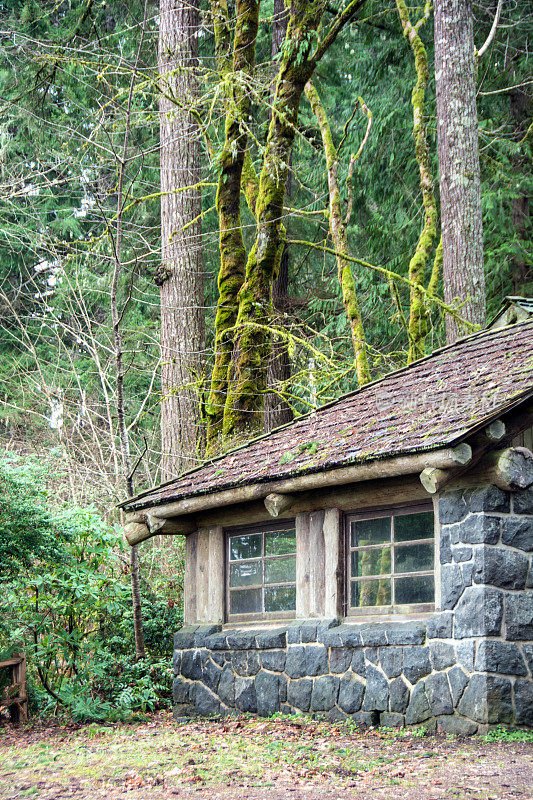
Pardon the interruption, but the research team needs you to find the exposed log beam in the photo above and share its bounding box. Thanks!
[264,492,295,517]
[123,516,196,545]
[419,467,450,494]
[481,446,533,491]
[137,445,472,521]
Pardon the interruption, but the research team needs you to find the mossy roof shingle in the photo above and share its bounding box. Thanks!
[125,321,533,511]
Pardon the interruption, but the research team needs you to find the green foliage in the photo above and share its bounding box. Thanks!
[482,725,533,743]
[0,452,180,722]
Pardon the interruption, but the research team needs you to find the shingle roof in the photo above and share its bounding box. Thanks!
[124,320,533,511]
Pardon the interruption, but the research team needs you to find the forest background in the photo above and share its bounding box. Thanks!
[0,0,530,721]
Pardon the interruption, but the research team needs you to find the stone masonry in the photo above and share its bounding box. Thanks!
[173,485,532,733]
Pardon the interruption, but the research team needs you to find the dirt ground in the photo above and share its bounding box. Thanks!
[0,712,531,800]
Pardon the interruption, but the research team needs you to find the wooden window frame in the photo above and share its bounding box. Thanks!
[345,502,435,617]
[225,519,297,623]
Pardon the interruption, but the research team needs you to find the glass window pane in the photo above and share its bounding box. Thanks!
[230,560,262,587]
[351,547,391,578]
[395,543,434,574]
[351,579,391,608]
[264,555,296,585]
[230,588,262,614]
[395,575,434,605]
[395,511,434,542]
[351,517,390,547]
[265,529,296,556]
[264,585,296,613]
[230,533,262,561]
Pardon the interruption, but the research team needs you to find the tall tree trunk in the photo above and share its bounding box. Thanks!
[434,0,486,343]
[509,88,531,294]
[205,0,260,450]
[265,0,293,433]
[158,0,205,479]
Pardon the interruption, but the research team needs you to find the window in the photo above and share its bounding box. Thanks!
[226,523,296,620]
[346,505,434,614]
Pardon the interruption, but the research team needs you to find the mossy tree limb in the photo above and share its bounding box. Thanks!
[305,81,370,386]
[396,0,438,363]
[206,0,261,448]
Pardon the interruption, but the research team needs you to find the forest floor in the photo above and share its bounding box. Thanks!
[0,712,531,800]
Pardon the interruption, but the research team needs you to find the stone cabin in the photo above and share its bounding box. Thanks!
[122,320,533,734]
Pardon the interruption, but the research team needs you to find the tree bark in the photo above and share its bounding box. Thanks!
[158,0,205,478]
[434,0,486,343]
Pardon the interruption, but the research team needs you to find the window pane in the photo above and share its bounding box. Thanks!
[351,579,391,608]
[351,517,390,547]
[230,533,262,561]
[395,543,434,574]
[230,588,262,614]
[395,511,434,542]
[265,529,296,556]
[230,560,262,587]
[395,575,434,604]
[351,547,391,578]
[264,556,296,585]
[264,585,296,613]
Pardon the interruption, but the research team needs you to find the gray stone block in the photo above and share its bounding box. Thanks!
[464,486,510,514]
[462,563,474,586]
[260,649,286,672]
[203,659,222,692]
[454,587,503,638]
[439,492,467,524]
[386,622,426,646]
[430,642,456,671]
[211,651,226,667]
[457,515,501,545]
[364,647,378,665]
[380,712,405,728]
[514,489,533,515]
[437,715,477,736]
[255,670,280,716]
[285,646,306,678]
[194,683,220,716]
[457,674,513,724]
[227,630,257,650]
[311,676,339,711]
[473,547,528,590]
[287,678,313,712]
[475,640,528,675]
[338,672,364,714]
[327,707,348,722]
[405,681,431,725]
[341,627,364,647]
[329,647,352,674]
[279,673,287,703]
[172,677,190,704]
[425,672,453,716]
[235,677,257,713]
[447,666,469,706]
[318,628,343,646]
[403,646,431,683]
[361,625,388,647]
[351,649,366,677]
[194,625,222,647]
[523,644,533,675]
[247,651,261,676]
[440,564,464,610]
[449,524,460,545]
[209,634,230,650]
[351,711,376,727]
[505,593,533,640]
[456,640,475,672]
[218,664,235,707]
[300,623,318,643]
[287,622,302,644]
[303,645,329,676]
[453,546,473,563]
[180,650,203,681]
[514,680,533,726]
[501,517,533,552]
[231,651,248,677]
[255,629,287,649]
[390,677,410,714]
[172,650,181,675]
[426,613,453,639]
[174,627,198,649]
[362,664,389,711]
[440,529,452,565]
[379,647,403,678]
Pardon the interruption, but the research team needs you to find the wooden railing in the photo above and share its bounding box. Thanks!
[0,653,28,724]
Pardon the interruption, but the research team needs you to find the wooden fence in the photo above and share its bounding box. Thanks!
[0,653,28,724]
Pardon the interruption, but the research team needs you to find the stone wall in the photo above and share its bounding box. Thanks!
[172,485,532,732]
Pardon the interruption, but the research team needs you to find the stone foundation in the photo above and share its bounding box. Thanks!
[173,485,532,733]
